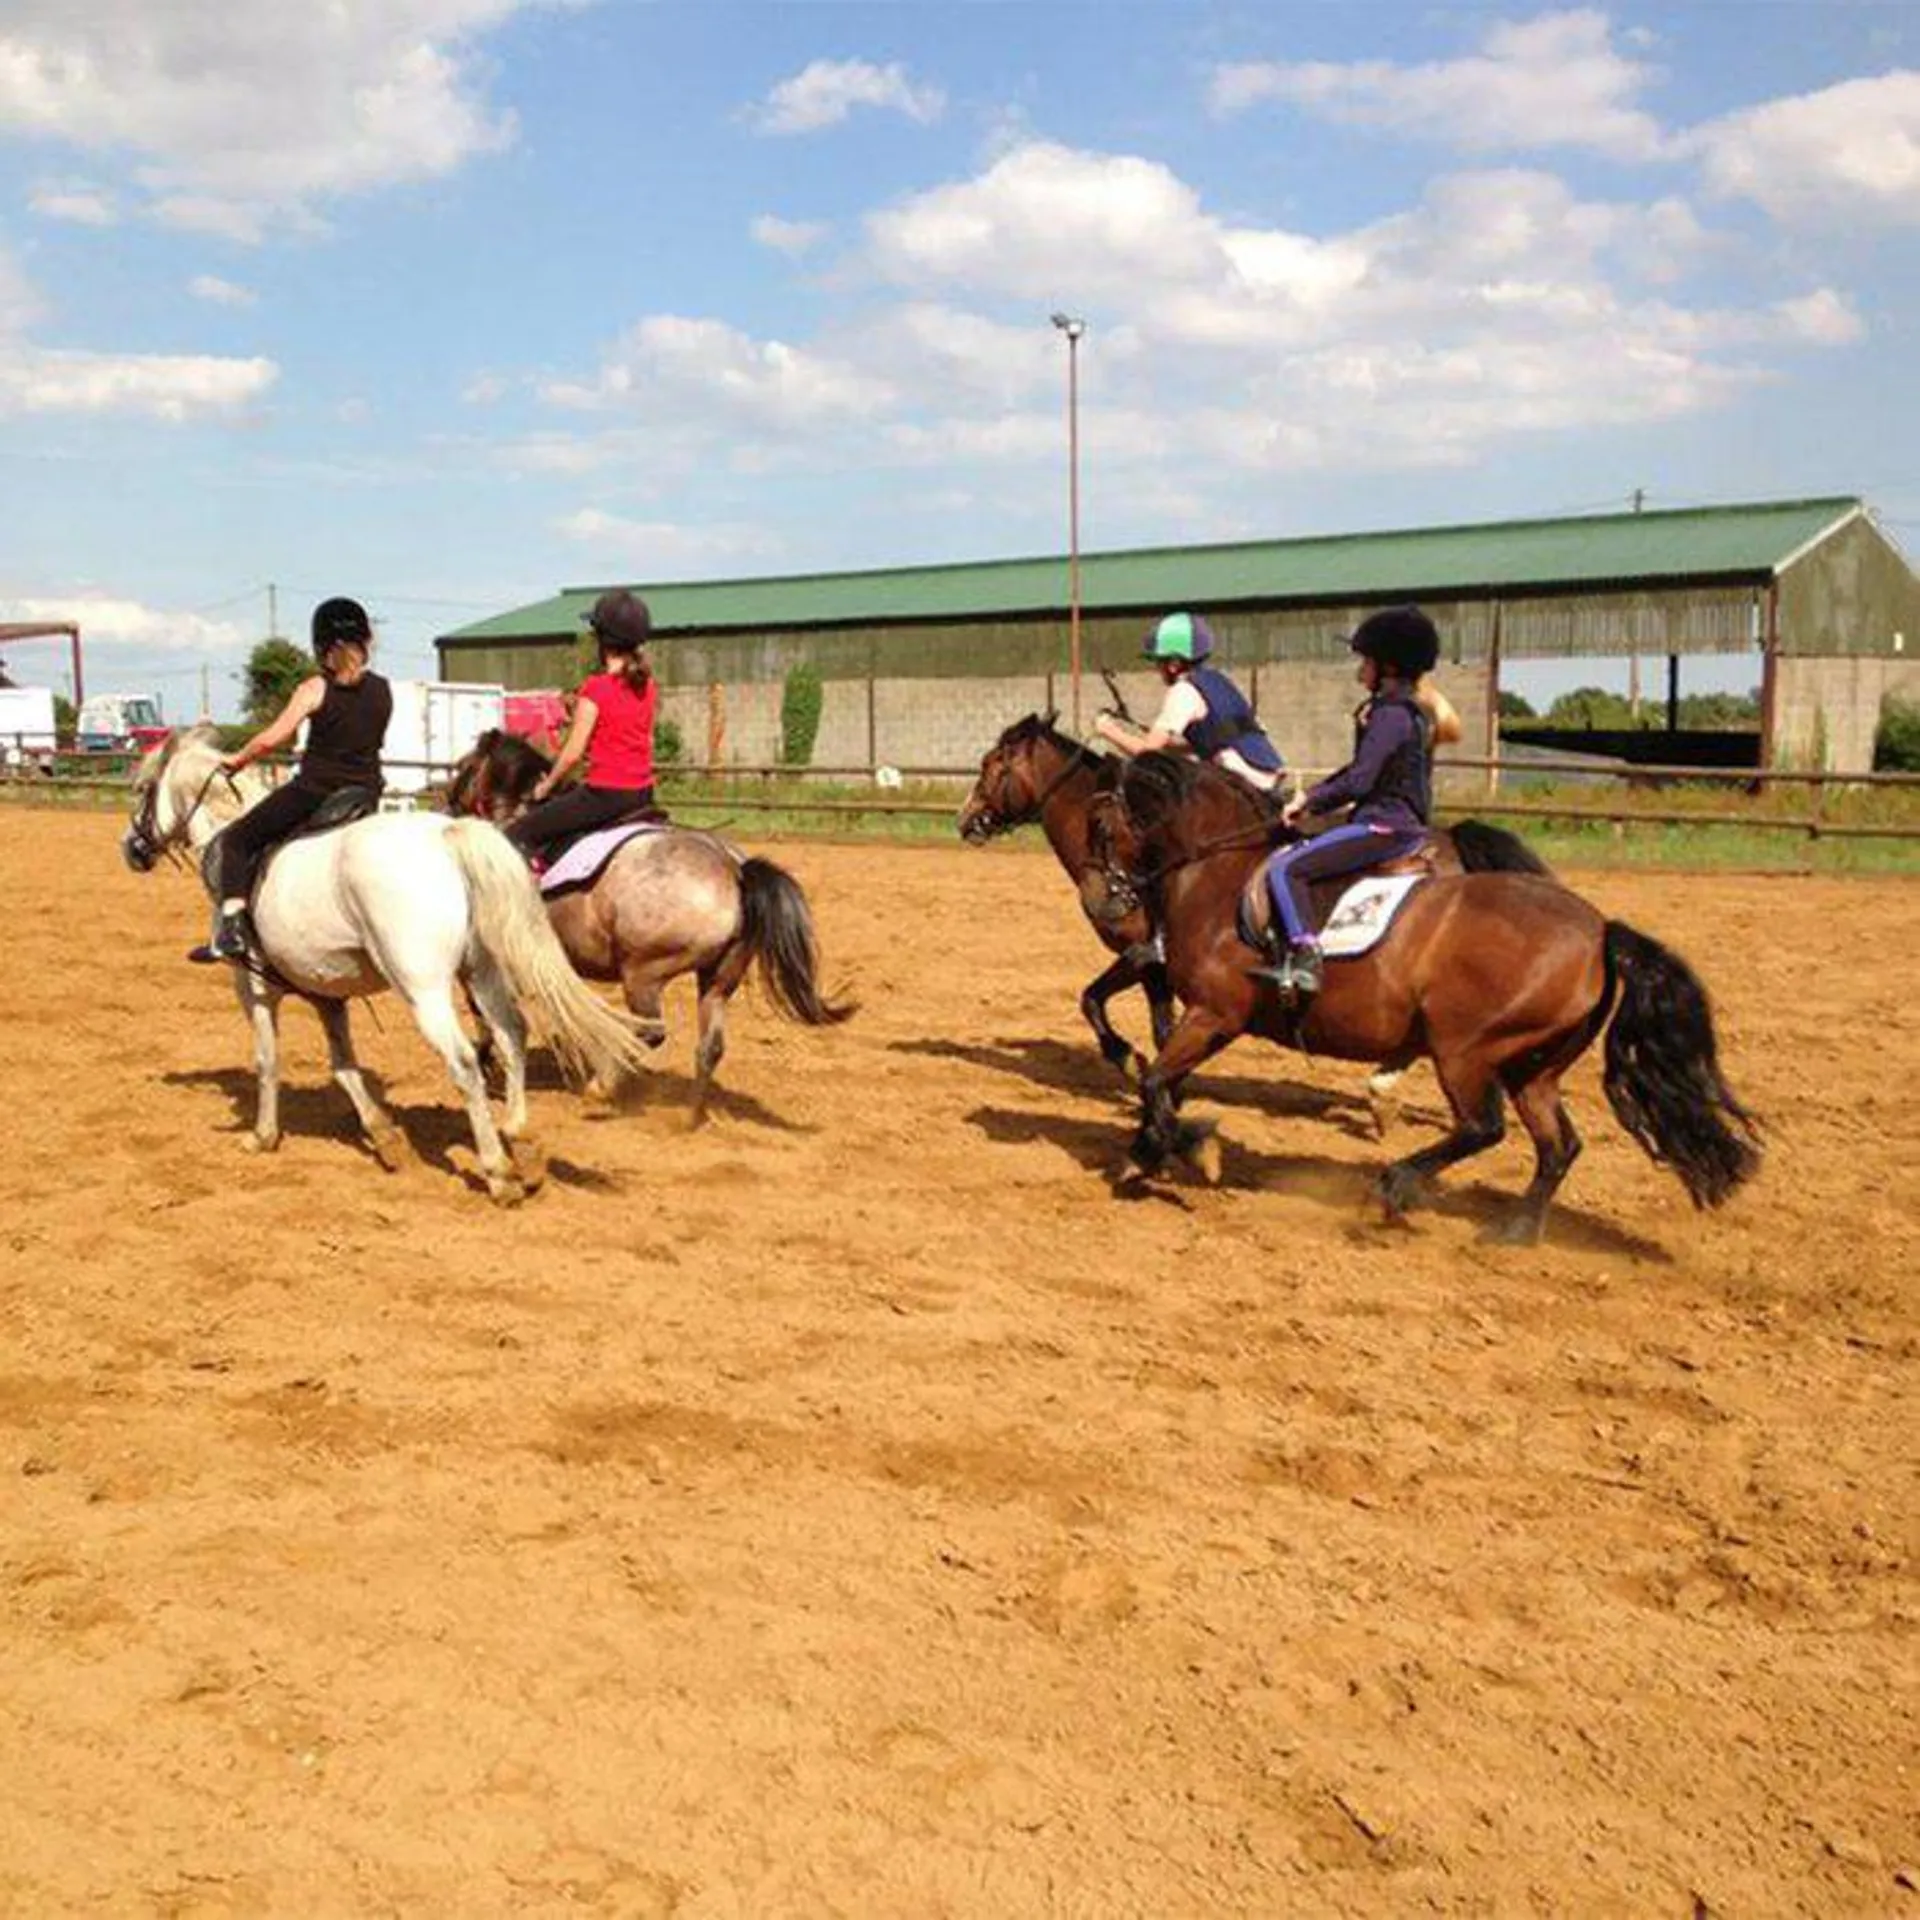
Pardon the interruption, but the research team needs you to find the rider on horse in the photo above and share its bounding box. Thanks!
[506,588,659,870]
[191,596,392,964]
[1094,611,1286,798]
[1253,605,1443,1004]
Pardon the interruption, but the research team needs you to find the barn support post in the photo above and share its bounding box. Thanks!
[866,674,876,774]
[1666,654,1680,733]
[1758,584,1782,773]
[70,627,84,709]
[1485,601,1502,798]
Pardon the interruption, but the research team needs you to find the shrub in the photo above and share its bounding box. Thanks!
[780,662,824,769]
[1874,695,1920,772]
[655,716,685,768]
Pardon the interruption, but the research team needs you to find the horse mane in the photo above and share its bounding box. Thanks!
[1120,750,1282,846]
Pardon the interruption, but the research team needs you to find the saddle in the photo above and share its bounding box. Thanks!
[539,803,670,869]
[1237,838,1439,952]
[199,786,382,899]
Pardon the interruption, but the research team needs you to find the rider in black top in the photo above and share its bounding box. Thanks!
[189,597,392,963]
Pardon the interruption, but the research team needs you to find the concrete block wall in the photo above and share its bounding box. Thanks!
[650,658,1492,784]
[1772,655,1920,771]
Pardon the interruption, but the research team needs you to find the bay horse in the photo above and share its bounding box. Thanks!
[1088,751,1759,1242]
[123,727,650,1203]
[447,730,852,1124]
[958,714,1550,1121]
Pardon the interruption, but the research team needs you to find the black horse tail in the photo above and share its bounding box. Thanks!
[1602,921,1761,1208]
[1450,817,1553,876]
[737,857,856,1026]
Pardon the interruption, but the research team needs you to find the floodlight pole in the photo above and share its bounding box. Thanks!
[1050,313,1087,732]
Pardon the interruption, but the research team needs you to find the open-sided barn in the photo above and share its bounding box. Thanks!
[436,496,1920,775]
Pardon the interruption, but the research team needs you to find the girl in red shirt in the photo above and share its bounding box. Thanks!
[507,588,659,864]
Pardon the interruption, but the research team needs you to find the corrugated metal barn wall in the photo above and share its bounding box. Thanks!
[439,585,1769,692]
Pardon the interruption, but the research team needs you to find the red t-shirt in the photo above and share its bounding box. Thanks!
[580,671,656,790]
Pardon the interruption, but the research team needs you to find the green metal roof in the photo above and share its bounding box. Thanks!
[440,496,1865,644]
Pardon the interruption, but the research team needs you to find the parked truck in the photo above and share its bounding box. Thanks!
[77,692,168,754]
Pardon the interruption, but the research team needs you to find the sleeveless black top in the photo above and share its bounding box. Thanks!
[297,673,392,793]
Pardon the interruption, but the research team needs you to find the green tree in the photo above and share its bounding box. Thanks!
[1545,686,1637,730]
[655,715,685,767]
[53,693,76,745]
[1496,690,1536,721]
[243,637,313,726]
[780,661,824,768]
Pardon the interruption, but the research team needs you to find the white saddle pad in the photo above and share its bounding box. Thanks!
[538,821,668,895]
[1320,874,1427,959]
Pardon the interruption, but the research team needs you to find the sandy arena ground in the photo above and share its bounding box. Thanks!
[2,805,1914,1914]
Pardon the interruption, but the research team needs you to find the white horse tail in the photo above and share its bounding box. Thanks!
[443,819,650,1088]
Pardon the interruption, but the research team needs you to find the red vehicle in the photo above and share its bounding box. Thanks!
[504,689,568,754]
[78,692,169,754]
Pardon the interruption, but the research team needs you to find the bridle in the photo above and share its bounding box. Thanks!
[968,732,1099,840]
[1085,789,1291,923]
[125,738,241,871]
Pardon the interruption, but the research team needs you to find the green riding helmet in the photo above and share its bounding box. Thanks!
[1143,611,1215,664]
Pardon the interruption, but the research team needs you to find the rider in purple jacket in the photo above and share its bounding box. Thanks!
[1253,605,1442,1003]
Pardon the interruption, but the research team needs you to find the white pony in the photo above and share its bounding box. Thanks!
[123,725,647,1203]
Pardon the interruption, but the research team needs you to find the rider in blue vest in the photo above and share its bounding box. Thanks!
[1094,611,1285,796]
[1252,605,1442,1003]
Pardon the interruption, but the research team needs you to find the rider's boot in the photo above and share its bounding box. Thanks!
[188,900,253,965]
[1249,935,1324,1004]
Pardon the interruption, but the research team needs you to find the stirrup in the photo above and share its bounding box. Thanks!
[1249,943,1323,1002]
[188,912,252,965]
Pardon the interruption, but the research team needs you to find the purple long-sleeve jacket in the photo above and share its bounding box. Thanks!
[1305,695,1431,833]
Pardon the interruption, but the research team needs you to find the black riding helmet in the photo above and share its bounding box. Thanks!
[586,587,652,655]
[1349,605,1440,679]
[312,596,373,661]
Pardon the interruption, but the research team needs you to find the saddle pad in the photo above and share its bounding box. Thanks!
[1318,874,1427,959]
[1237,868,1426,959]
[538,820,669,895]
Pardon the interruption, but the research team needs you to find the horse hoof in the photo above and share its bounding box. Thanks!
[1482,1212,1544,1247]
[242,1131,279,1156]
[367,1125,412,1172]
[637,1019,668,1051]
[486,1173,527,1208]
[1187,1131,1223,1186]
[509,1140,548,1193]
[1375,1167,1426,1222]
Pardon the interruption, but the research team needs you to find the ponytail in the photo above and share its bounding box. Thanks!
[595,637,652,695]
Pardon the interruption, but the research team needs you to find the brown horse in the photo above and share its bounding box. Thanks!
[958,714,1550,1112]
[448,730,852,1123]
[1088,750,1759,1242]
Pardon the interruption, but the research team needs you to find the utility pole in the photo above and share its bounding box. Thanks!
[1050,312,1087,732]
[1628,490,1645,718]
[267,582,279,639]
[199,662,211,721]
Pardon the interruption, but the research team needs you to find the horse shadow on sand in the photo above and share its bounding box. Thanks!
[963,1098,1672,1261]
[161,1066,624,1198]
[891,1033,1403,1139]
[492,1047,812,1134]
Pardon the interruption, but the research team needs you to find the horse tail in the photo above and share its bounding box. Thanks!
[1601,921,1761,1208]
[735,857,856,1026]
[443,819,651,1086]
[1450,817,1553,876]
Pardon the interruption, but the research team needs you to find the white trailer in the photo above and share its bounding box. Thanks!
[379,679,505,798]
[0,686,57,769]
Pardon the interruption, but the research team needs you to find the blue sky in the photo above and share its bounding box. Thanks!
[1,2,1915,718]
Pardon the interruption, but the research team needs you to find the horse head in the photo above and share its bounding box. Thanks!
[121,725,253,871]
[448,727,548,824]
[957,712,1095,844]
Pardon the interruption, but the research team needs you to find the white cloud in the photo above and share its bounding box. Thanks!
[28,179,116,226]
[188,273,256,308]
[1771,288,1865,345]
[1685,71,1920,225]
[751,213,830,256]
[1209,10,1667,162]
[0,1,535,240]
[555,508,781,570]
[749,58,944,136]
[540,314,896,429]
[0,237,277,419]
[0,594,248,655]
[0,346,277,421]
